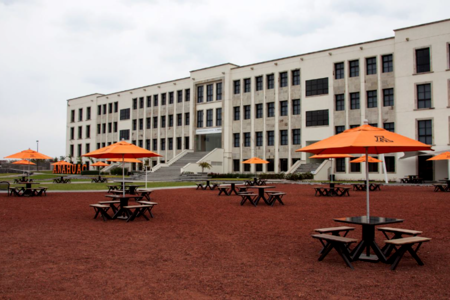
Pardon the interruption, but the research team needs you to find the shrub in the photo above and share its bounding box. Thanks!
[110,167,128,176]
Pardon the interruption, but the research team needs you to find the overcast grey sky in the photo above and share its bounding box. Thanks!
[0,0,449,159]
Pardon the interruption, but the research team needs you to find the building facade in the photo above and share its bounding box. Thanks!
[67,19,450,181]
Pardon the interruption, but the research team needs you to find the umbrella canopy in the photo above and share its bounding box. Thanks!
[242,157,269,164]
[350,156,383,163]
[5,149,52,180]
[83,141,162,195]
[427,151,450,179]
[107,158,143,163]
[51,161,73,166]
[12,159,35,165]
[310,154,354,159]
[91,161,110,167]
[296,123,433,218]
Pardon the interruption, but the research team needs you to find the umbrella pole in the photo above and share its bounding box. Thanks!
[330,158,334,183]
[122,154,125,197]
[448,160,450,180]
[365,148,370,219]
[146,165,148,188]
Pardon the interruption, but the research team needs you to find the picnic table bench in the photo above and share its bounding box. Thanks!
[238,192,257,206]
[378,227,423,256]
[314,186,350,197]
[384,236,431,270]
[90,204,112,221]
[122,204,154,222]
[433,184,448,192]
[311,234,358,269]
[91,176,108,183]
[265,191,286,206]
[352,183,382,191]
[217,185,230,196]
[314,226,355,253]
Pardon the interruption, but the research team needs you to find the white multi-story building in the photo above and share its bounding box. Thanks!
[67,19,450,181]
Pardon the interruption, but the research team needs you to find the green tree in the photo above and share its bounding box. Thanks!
[198,161,212,173]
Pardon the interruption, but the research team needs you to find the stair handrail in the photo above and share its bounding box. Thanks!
[286,160,304,174]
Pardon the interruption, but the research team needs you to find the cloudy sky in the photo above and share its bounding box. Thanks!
[0,0,449,159]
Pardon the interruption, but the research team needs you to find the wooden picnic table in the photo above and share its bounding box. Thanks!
[247,186,275,205]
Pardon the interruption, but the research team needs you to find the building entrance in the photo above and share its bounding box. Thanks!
[418,156,433,181]
[195,133,222,152]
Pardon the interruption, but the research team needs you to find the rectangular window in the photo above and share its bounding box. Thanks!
[168,115,173,127]
[369,123,378,128]
[267,131,274,146]
[350,160,360,173]
[216,82,222,100]
[77,126,82,139]
[87,107,91,120]
[120,108,130,120]
[77,144,82,157]
[335,94,345,111]
[154,95,158,106]
[139,97,144,108]
[96,124,100,135]
[244,132,250,147]
[416,48,430,73]
[280,72,288,87]
[147,96,152,107]
[233,159,240,172]
[146,139,150,150]
[336,158,345,172]
[152,139,157,151]
[168,92,174,104]
[97,105,101,116]
[168,138,173,150]
[233,80,240,94]
[176,137,181,150]
[85,143,90,154]
[267,102,275,117]
[71,110,75,122]
[383,122,395,132]
[244,78,251,93]
[367,90,378,108]
[153,117,158,128]
[146,117,151,129]
[114,102,118,113]
[349,60,359,77]
[216,108,222,126]
[206,84,213,102]
[306,109,329,126]
[78,108,83,121]
[383,88,394,106]
[234,106,240,121]
[139,118,143,130]
[385,156,395,172]
[132,119,137,131]
[382,54,393,73]
[197,110,203,128]
[108,103,113,114]
[368,156,379,173]
[70,145,74,157]
[244,105,251,119]
[267,74,274,89]
[256,76,263,91]
[335,126,345,134]
[417,84,431,109]
[102,123,106,134]
[206,109,213,127]
[244,161,250,172]
[177,114,182,126]
[177,90,182,103]
[161,138,166,151]
[292,99,300,115]
[256,103,263,118]
[103,104,107,115]
[185,113,190,125]
[185,89,190,102]
[305,78,328,96]
[292,70,300,85]
[108,122,112,133]
[418,120,432,145]
[119,130,130,140]
[233,133,240,147]
[280,130,288,145]
[86,125,90,138]
[366,57,377,75]
[133,98,137,110]
[292,129,301,145]
[350,92,360,110]
[256,131,263,147]
[350,124,359,129]
[335,62,344,79]
[196,85,204,103]
[113,122,117,133]
[161,116,166,128]
[280,101,288,116]
[161,93,166,105]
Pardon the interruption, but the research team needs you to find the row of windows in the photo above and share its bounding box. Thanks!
[335,88,394,111]
[197,82,222,103]
[334,54,393,79]
[333,156,396,173]
[233,70,300,94]
[97,102,119,116]
[233,129,301,147]
[114,135,190,152]
[70,106,94,123]
[131,113,191,130]
[233,100,300,120]
[132,89,191,109]
[335,123,395,135]
[233,158,299,172]
[196,108,222,128]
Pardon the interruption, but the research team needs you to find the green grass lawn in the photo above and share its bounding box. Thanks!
[10,181,196,191]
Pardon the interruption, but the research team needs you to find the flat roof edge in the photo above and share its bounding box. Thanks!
[394,18,450,32]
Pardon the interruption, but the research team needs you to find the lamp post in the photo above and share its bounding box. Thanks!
[36,140,39,171]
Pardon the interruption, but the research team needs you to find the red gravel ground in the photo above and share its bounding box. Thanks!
[0,184,449,299]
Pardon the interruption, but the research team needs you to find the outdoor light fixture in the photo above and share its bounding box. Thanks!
[360,47,363,50]
[328,52,332,56]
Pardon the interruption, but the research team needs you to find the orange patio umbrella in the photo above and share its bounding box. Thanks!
[83,141,162,195]
[427,151,450,179]
[91,161,110,176]
[12,159,36,176]
[296,122,432,218]
[242,157,269,164]
[310,154,354,182]
[51,161,73,166]
[5,149,52,180]
[350,156,383,163]
[107,158,143,163]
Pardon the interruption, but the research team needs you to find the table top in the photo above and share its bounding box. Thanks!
[334,216,404,226]
[248,186,275,189]
[105,195,142,199]
[17,182,40,185]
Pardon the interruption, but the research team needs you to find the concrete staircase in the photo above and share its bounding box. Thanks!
[293,163,322,174]
[135,151,209,182]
